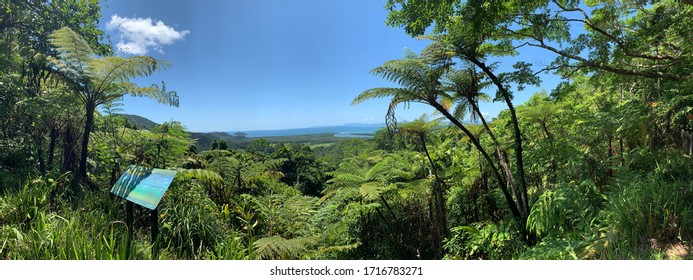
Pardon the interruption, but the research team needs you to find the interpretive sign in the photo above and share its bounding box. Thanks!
[110,165,177,210]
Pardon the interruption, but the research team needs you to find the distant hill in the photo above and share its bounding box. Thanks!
[117,114,159,130]
[228,123,385,138]
[118,114,375,150]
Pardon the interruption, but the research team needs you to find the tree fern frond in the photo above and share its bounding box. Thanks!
[318,188,338,204]
[317,242,361,254]
[452,102,471,120]
[119,81,179,107]
[88,56,170,93]
[370,59,429,89]
[394,179,432,195]
[263,158,289,170]
[352,87,416,105]
[359,182,384,201]
[177,168,224,188]
[327,173,365,185]
[253,236,316,260]
[49,27,95,74]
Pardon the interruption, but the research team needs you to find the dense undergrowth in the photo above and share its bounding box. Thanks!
[2,0,693,260]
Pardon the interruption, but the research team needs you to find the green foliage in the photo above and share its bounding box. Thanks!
[158,176,228,259]
[519,238,593,260]
[273,144,327,196]
[526,181,602,239]
[603,151,693,256]
[253,236,316,260]
[444,220,527,260]
[0,175,150,260]
[49,27,179,108]
[3,0,693,261]
[0,177,54,229]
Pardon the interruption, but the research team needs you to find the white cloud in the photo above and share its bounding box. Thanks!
[481,112,490,117]
[106,14,189,55]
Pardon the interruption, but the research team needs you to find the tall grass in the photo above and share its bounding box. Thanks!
[602,150,693,259]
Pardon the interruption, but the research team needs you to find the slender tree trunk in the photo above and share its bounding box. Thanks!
[79,104,95,181]
[110,160,120,186]
[607,134,613,177]
[47,125,56,169]
[469,99,522,216]
[373,206,403,257]
[471,182,479,222]
[476,151,485,220]
[619,137,625,165]
[419,134,446,259]
[469,57,529,218]
[430,102,521,219]
[36,134,45,174]
[426,194,440,259]
[481,170,498,221]
[379,195,398,221]
[156,143,161,168]
[62,124,76,173]
[540,121,553,141]
[471,100,515,184]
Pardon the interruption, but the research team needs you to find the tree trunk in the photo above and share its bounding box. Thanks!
[607,134,613,176]
[110,160,120,186]
[79,104,96,181]
[469,57,529,218]
[426,194,439,259]
[470,99,522,216]
[430,102,521,219]
[37,135,45,174]
[619,137,625,164]
[471,182,479,222]
[156,143,161,168]
[47,125,56,169]
[62,124,77,173]
[419,133,446,259]
[540,121,553,141]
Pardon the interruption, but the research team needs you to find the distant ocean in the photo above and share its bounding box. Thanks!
[228,124,385,138]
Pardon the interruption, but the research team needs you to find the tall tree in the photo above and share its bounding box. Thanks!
[353,49,522,219]
[48,27,179,181]
[443,66,524,214]
[397,115,447,259]
[1,0,111,175]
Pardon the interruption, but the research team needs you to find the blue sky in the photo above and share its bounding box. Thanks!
[100,0,561,132]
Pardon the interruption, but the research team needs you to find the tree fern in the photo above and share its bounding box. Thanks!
[353,46,522,220]
[253,236,316,260]
[48,27,179,180]
[177,169,224,189]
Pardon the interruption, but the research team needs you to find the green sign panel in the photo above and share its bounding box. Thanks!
[110,165,177,210]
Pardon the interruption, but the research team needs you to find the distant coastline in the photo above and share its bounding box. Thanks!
[228,123,384,138]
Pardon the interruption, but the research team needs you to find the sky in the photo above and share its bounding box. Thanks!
[99,0,562,132]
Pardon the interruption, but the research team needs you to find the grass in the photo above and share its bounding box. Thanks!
[309,143,337,149]
[0,173,253,260]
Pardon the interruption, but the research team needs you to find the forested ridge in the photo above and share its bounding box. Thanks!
[1,0,692,260]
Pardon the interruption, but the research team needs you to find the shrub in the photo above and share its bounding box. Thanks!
[444,220,526,260]
[158,176,228,259]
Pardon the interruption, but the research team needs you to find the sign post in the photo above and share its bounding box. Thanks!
[126,201,134,258]
[110,165,176,259]
[150,208,159,259]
